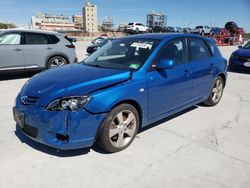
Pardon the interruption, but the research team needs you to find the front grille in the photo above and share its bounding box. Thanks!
[23,124,38,138]
[20,95,39,105]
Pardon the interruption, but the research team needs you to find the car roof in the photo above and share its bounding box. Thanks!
[0,28,63,36]
[124,33,211,41]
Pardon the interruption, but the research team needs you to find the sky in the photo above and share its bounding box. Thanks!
[0,0,249,32]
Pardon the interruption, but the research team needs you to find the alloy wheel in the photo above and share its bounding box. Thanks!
[212,79,223,103]
[109,110,137,148]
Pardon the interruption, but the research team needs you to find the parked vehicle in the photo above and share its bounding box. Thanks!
[166,26,175,33]
[173,27,183,33]
[193,26,212,35]
[151,26,167,33]
[92,37,106,45]
[126,22,149,34]
[211,27,222,35]
[13,33,227,153]
[229,40,250,71]
[86,39,113,54]
[183,28,192,34]
[0,29,77,72]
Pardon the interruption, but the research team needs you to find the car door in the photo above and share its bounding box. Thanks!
[0,32,24,71]
[22,32,53,70]
[146,38,193,119]
[187,38,215,101]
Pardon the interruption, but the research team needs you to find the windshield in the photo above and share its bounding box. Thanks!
[242,41,250,49]
[83,38,160,70]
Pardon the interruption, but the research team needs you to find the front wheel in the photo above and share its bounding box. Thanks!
[97,104,139,153]
[203,76,224,106]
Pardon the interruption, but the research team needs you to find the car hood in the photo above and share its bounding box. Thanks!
[21,64,130,106]
[234,48,250,58]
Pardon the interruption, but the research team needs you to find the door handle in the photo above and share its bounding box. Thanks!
[46,47,53,50]
[184,70,192,77]
[14,48,22,51]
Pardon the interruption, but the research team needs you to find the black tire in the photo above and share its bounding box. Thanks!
[97,103,140,153]
[203,76,224,106]
[135,28,139,34]
[47,56,68,69]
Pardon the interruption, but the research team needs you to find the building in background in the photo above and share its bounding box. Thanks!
[72,15,83,31]
[31,13,75,31]
[118,22,127,32]
[101,16,114,31]
[82,2,98,33]
[146,11,167,28]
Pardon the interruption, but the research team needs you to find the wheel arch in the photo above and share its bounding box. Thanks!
[45,53,70,68]
[217,73,227,87]
[110,99,144,129]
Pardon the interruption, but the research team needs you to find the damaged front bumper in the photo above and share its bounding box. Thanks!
[14,95,107,150]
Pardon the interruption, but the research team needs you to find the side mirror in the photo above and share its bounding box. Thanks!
[238,45,242,48]
[157,59,176,69]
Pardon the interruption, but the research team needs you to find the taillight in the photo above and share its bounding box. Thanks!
[65,44,75,49]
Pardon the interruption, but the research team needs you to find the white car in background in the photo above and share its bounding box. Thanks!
[193,26,212,35]
[126,22,149,34]
[0,29,77,73]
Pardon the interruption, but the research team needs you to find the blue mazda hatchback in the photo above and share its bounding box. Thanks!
[13,34,227,152]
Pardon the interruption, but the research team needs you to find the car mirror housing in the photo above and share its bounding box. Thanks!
[157,59,176,69]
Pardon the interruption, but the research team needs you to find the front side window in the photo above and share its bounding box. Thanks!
[25,33,49,45]
[84,38,160,70]
[188,38,211,61]
[0,33,21,45]
[157,38,187,65]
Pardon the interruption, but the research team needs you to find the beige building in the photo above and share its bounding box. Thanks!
[82,2,98,33]
[72,15,83,31]
[31,13,75,31]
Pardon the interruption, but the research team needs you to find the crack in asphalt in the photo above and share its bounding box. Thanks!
[120,141,193,188]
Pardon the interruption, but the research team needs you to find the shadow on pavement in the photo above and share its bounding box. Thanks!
[0,71,38,81]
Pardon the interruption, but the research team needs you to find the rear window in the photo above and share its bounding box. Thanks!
[25,33,49,45]
[128,23,134,25]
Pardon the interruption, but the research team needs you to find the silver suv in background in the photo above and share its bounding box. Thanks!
[193,26,212,35]
[0,29,77,73]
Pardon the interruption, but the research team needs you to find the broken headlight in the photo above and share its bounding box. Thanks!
[46,96,92,111]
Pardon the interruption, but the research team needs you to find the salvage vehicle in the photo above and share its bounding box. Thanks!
[0,29,77,73]
[229,40,250,71]
[13,33,227,152]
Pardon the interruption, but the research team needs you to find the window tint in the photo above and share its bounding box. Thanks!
[0,33,21,45]
[25,33,49,45]
[158,38,187,65]
[136,23,142,26]
[48,35,60,44]
[206,40,216,55]
[188,38,211,61]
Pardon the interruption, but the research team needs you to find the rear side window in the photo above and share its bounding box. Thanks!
[48,35,60,44]
[188,38,211,61]
[25,33,49,45]
[64,36,73,44]
[206,40,216,55]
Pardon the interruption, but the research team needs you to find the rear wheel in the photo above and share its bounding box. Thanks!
[97,104,139,153]
[203,76,224,106]
[47,56,68,69]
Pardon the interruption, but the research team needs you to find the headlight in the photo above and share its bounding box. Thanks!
[46,96,92,111]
